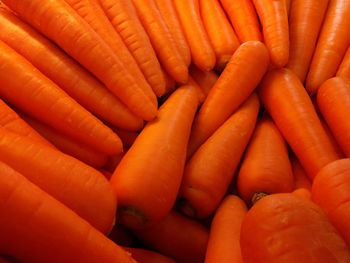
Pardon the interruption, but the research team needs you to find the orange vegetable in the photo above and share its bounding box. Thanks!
[337,46,350,79]
[123,247,176,263]
[189,65,219,98]
[292,188,312,200]
[291,157,312,191]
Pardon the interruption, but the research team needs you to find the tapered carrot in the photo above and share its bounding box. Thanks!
[306,0,350,95]
[0,162,137,263]
[337,46,350,79]
[291,157,312,191]
[220,0,262,42]
[200,0,240,71]
[174,0,216,71]
[241,193,350,263]
[204,195,247,263]
[2,0,157,120]
[258,68,340,179]
[187,41,269,158]
[123,247,176,263]
[134,210,209,263]
[253,0,289,68]
[0,127,116,233]
[179,94,259,218]
[189,65,218,98]
[110,85,199,229]
[0,40,122,155]
[237,116,294,206]
[287,0,329,82]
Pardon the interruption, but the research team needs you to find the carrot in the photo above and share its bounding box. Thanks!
[2,0,157,121]
[200,0,240,72]
[110,85,199,229]
[112,129,139,149]
[306,0,350,95]
[253,0,289,68]
[189,65,218,98]
[240,193,350,263]
[258,68,340,179]
[123,247,176,263]
[291,157,312,191]
[337,46,350,79]
[292,188,312,200]
[163,69,176,94]
[237,116,294,206]
[0,127,116,233]
[287,0,329,82]
[285,0,291,15]
[187,41,269,158]
[220,0,262,42]
[187,76,206,104]
[174,0,216,71]
[0,40,122,155]
[179,93,259,218]
[134,210,209,263]
[204,195,247,263]
[320,118,345,158]
[0,162,137,263]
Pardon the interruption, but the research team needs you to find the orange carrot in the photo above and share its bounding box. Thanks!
[237,116,294,206]
[179,94,259,218]
[0,127,116,233]
[320,118,345,158]
[258,68,340,179]
[292,188,312,200]
[123,247,176,263]
[189,65,218,98]
[291,157,312,191]
[337,46,350,79]
[174,0,216,71]
[2,0,157,121]
[0,162,136,263]
[220,0,262,42]
[187,76,206,104]
[204,195,247,263]
[306,0,350,95]
[286,0,291,15]
[253,0,289,68]
[110,85,199,229]
[187,41,269,158]
[200,0,240,71]
[287,0,329,82]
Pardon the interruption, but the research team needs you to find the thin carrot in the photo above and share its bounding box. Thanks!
[204,195,247,263]
[123,247,176,263]
[0,162,137,263]
[258,68,340,179]
[306,0,350,95]
[291,157,312,191]
[253,0,289,68]
[336,46,350,79]
[174,0,216,71]
[220,0,262,42]
[110,85,199,229]
[189,65,218,98]
[187,41,269,159]
[0,127,116,233]
[179,94,259,218]
[237,116,294,206]
[287,0,329,82]
[2,0,157,121]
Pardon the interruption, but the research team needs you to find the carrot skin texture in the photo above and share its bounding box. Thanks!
[337,46,350,79]
[123,247,176,263]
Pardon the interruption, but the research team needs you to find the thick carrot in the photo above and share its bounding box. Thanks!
[287,0,329,82]
[337,46,350,79]
[0,127,116,233]
[306,0,350,95]
[200,0,240,71]
[179,94,259,218]
[204,195,247,263]
[0,162,136,263]
[123,247,176,263]
[291,157,312,191]
[0,40,122,155]
[220,0,262,42]
[240,193,350,263]
[258,68,340,179]
[110,85,199,229]
[189,65,218,98]
[2,0,157,121]
[253,0,289,68]
[134,210,209,263]
[174,0,216,71]
[187,41,269,158]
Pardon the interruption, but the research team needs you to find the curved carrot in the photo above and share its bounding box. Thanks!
[240,193,350,263]
[110,85,199,229]
[174,0,216,71]
[237,116,294,206]
[287,0,329,82]
[179,93,259,218]
[2,0,157,121]
[220,0,262,42]
[187,41,269,158]
[189,65,218,98]
[123,247,176,263]
[258,68,340,179]
[291,157,312,191]
[337,46,350,79]
[306,0,350,95]
[0,127,116,233]
[0,162,136,263]
[204,195,247,263]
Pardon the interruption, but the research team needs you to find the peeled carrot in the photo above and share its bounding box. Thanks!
[259,68,340,179]
[337,46,350,79]
[187,41,269,158]
[306,0,350,95]
[123,247,176,263]
[189,65,218,98]
[291,157,312,191]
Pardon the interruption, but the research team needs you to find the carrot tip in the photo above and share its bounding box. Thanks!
[118,206,148,229]
[177,198,197,218]
[251,192,269,206]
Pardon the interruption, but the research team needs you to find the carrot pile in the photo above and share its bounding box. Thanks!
[1,0,350,262]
